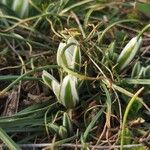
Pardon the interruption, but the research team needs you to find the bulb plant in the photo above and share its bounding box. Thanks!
[42,37,81,109]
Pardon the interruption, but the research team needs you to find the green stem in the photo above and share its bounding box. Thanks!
[0,75,41,81]
[120,87,144,150]
[137,24,150,39]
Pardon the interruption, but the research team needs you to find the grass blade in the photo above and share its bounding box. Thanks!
[83,107,104,141]
[120,87,144,150]
[0,127,21,150]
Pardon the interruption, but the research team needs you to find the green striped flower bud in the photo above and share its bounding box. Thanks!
[48,123,59,134]
[58,126,68,139]
[117,36,142,71]
[42,71,79,108]
[63,113,73,135]
[57,37,81,71]
[42,70,60,101]
[1,0,29,18]
[60,75,79,108]
[12,0,29,18]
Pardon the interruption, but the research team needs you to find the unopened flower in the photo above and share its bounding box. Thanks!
[12,0,29,18]
[42,71,79,108]
[42,70,60,101]
[63,112,73,135]
[117,36,142,71]
[57,37,81,71]
[60,75,79,108]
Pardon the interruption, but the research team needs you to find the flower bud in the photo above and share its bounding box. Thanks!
[57,37,81,71]
[48,123,59,134]
[63,113,73,135]
[60,75,79,108]
[58,126,68,139]
[117,36,142,71]
[42,70,60,100]
[12,0,29,18]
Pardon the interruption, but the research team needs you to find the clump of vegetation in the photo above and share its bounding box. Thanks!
[0,0,150,149]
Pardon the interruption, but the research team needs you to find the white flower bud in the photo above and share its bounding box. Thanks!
[57,37,81,71]
[60,75,79,108]
[42,70,60,100]
[117,36,142,71]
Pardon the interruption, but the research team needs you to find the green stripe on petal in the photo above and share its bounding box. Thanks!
[48,123,59,134]
[12,0,29,18]
[66,37,79,69]
[57,37,81,71]
[63,112,73,135]
[58,126,68,139]
[60,75,79,108]
[72,44,81,71]
[42,70,60,100]
[117,36,142,71]
[131,61,141,78]
[57,42,68,67]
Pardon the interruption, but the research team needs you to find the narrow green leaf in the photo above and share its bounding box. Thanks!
[83,108,104,141]
[0,127,21,150]
[120,87,144,150]
[59,0,94,15]
[124,78,150,85]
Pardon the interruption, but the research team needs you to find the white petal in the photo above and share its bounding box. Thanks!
[66,37,79,69]
[60,75,79,108]
[118,37,137,61]
[57,37,81,70]
[42,70,60,99]
[117,36,142,70]
[57,42,66,66]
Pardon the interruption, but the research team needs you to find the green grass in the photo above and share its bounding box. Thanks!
[0,0,150,149]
